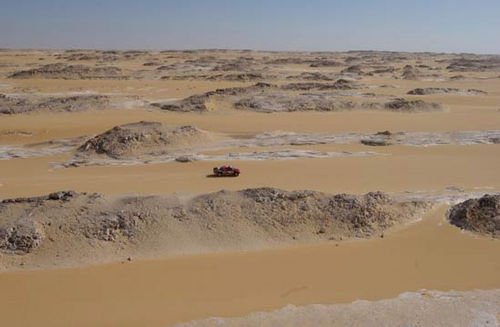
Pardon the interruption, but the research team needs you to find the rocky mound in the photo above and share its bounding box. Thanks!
[407,88,487,96]
[448,194,499,238]
[234,93,357,113]
[153,94,211,112]
[0,188,431,269]
[0,94,110,114]
[9,63,123,79]
[152,81,441,114]
[212,60,256,71]
[361,131,394,146]
[234,94,442,113]
[286,72,335,81]
[78,121,208,159]
[280,79,362,91]
[341,65,366,75]
[449,75,466,80]
[35,95,111,112]
[152,83,273,112]
[205,72,267,82]
[57,50,148,63]
[161,73,261,81]
[400,65,419,80]
[265,57,313,65]
[309,60,342,67]
[446,57,500,72]
[143,61,161,67]
[382,98,442,112]
[0,94,31,114]
[370,66,397,74]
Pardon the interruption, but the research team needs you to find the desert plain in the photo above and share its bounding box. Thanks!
[0,49,499,326]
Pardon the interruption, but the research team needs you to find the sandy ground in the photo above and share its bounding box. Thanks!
[1,106,500,145]
[0,144,499,198]
[0,206,499,326]
[0,50,499,326]
[179,289,500,327]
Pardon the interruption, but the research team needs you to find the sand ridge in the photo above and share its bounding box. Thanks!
[0,188,432,270]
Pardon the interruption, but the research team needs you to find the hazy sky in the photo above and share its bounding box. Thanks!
[1,0,499,53]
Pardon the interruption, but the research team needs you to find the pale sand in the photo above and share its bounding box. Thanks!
[1,107,500,146]
[0,206,499,326]
[1,144,499,198]
[178,289,500,326]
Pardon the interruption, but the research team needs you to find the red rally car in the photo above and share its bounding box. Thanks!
[212,165,241,177]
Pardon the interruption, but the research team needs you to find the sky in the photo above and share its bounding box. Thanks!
[1,0,499,54]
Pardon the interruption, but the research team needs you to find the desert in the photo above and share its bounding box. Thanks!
[0,45,499,326]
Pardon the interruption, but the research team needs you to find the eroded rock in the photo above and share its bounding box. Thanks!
[448,194,500,237]
[0,188,431,263]
[0,94,110,114]
[9,63,124,79]
[78,121,208,159]
[407,88,487,96]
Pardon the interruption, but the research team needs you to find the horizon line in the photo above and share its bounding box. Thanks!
[1,47,499,56]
